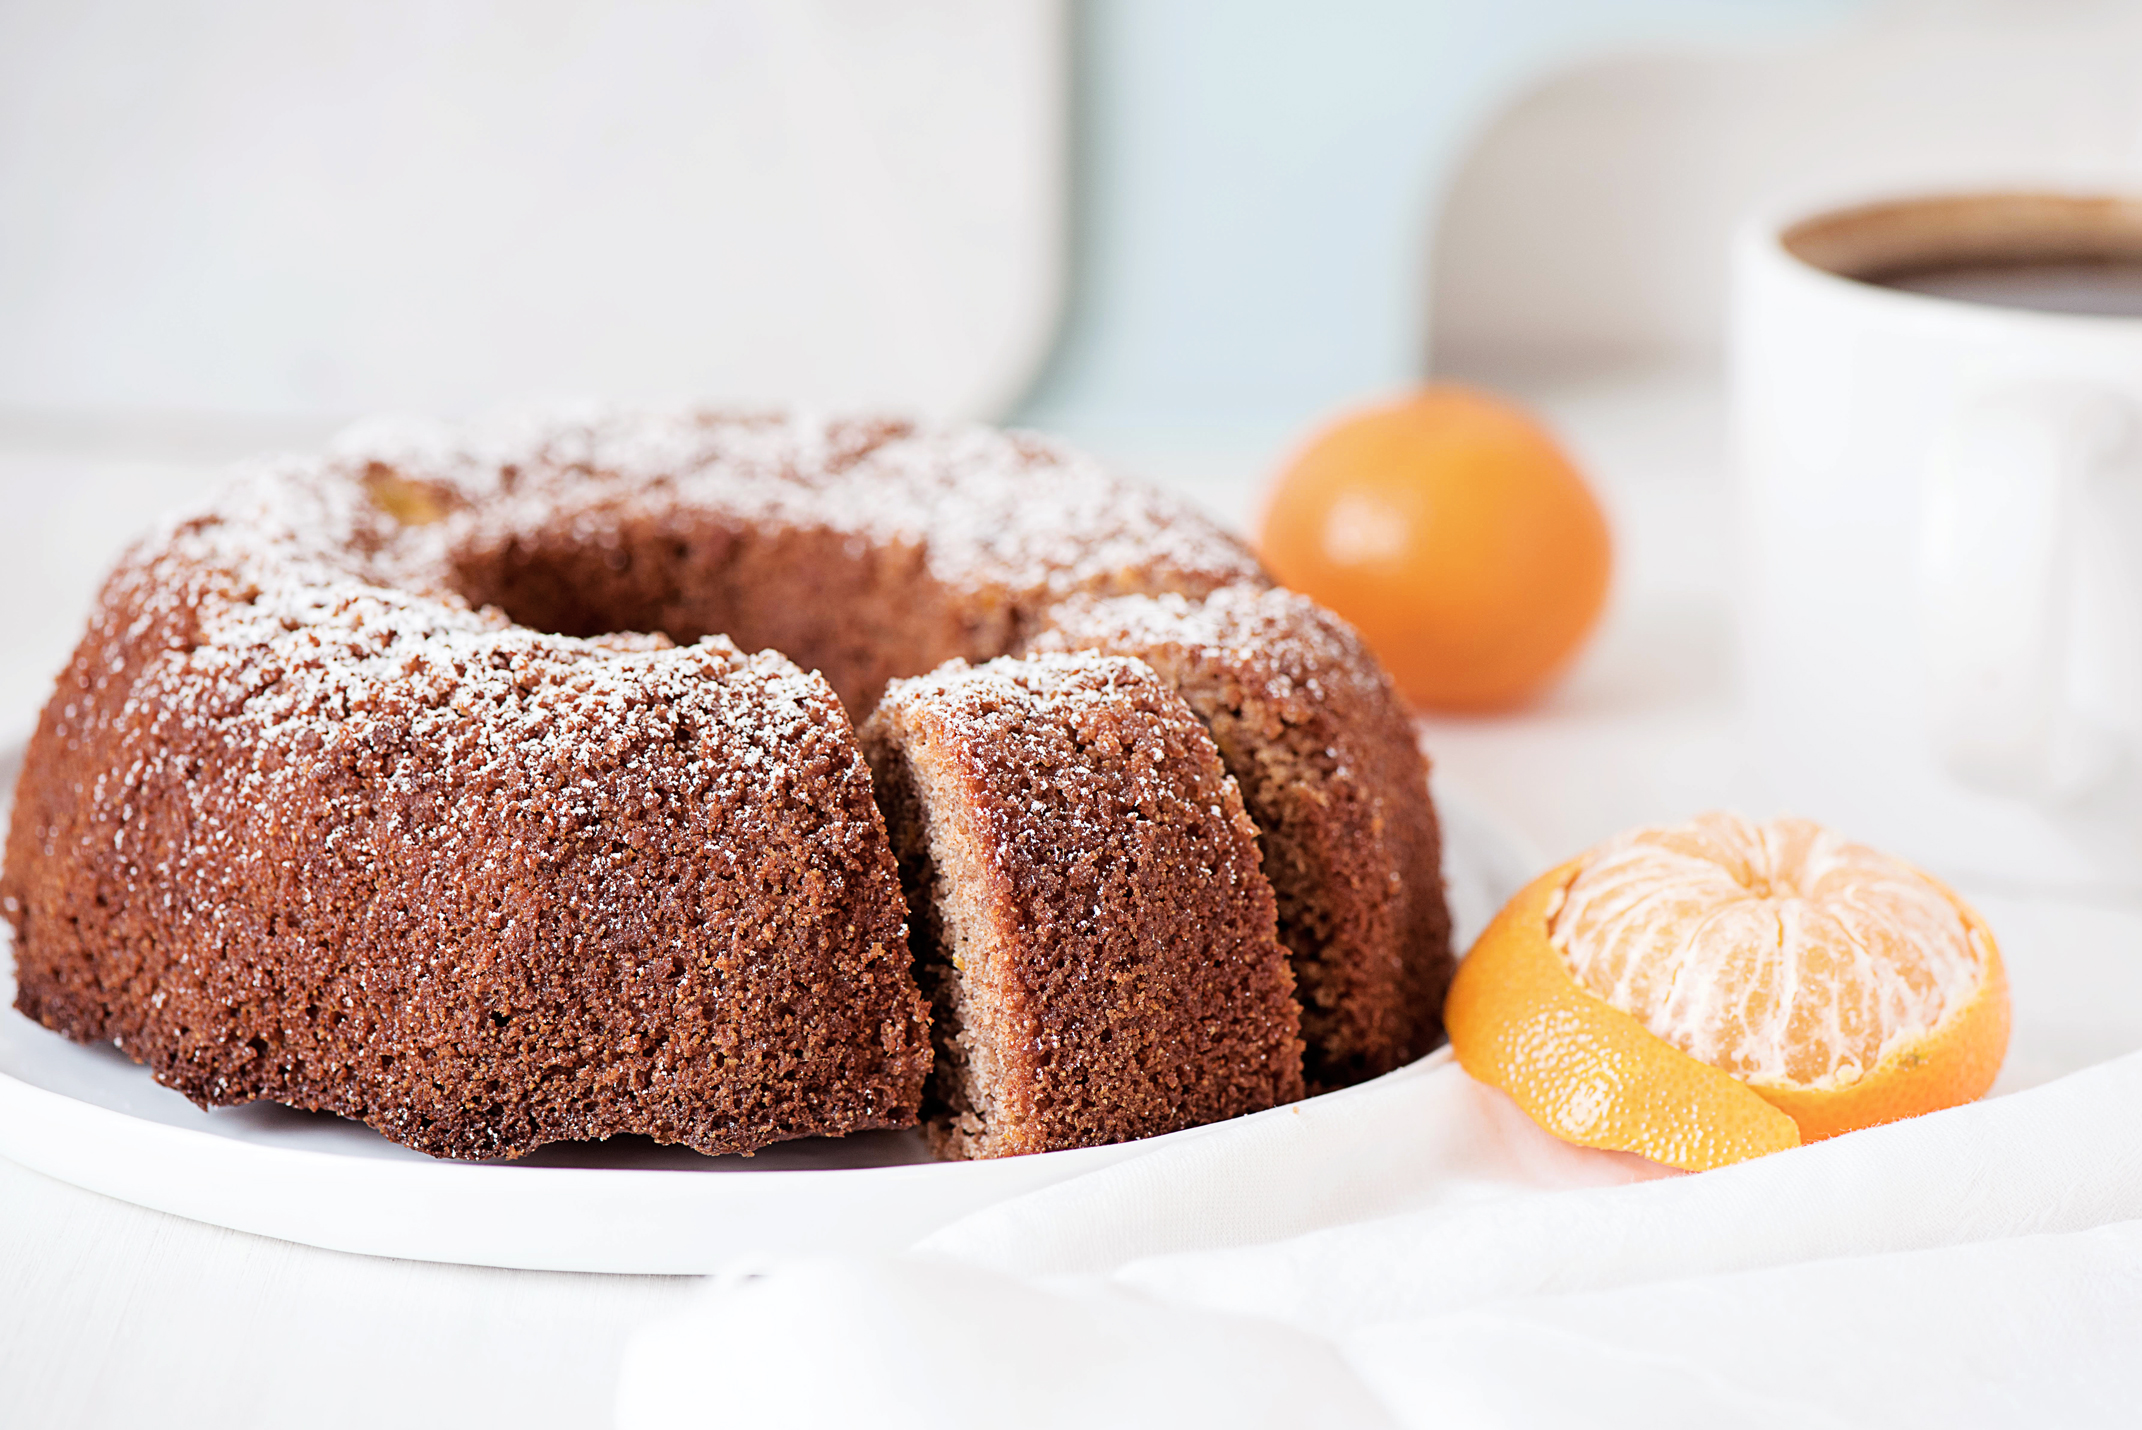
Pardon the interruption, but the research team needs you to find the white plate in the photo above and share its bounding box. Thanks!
[0,734,1535,1273]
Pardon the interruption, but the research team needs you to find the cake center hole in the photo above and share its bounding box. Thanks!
[446,518,985,717]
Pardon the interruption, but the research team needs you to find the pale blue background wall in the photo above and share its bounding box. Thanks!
[1015,0,1868,444]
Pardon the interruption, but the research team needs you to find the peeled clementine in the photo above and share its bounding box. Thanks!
[1258,385,1610,712]
[1446,812,2010,1171]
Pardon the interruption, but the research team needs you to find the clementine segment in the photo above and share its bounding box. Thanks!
[1754,912,2009,1143]
[1448,814,2010,1171]
[1258,385,1610,712]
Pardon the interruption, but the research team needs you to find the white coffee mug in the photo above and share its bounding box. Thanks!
[1734,191,2142,895]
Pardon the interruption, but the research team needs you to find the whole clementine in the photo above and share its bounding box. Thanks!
[1258,385,1611,712]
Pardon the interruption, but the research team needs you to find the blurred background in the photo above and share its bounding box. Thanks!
[6,0,2142,868]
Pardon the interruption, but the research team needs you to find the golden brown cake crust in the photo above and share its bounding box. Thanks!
[862,654,1305,1159]
[1033,588,1454,1089]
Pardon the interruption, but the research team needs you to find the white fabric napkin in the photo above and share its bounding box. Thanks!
[617,889,2142,1428]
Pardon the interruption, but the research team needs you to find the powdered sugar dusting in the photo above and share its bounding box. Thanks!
[72,405,1267,823]
[89,456,834,807]
[344,405,1265,609]
[874,651,1255,858]
[1032,586,1395,716]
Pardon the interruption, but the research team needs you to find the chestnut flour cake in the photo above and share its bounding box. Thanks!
[0,408,1453,1160]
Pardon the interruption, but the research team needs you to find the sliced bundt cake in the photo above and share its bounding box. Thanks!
[2,408,1450,1162]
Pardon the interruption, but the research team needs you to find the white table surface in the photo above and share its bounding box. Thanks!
[5,368,2132,1427]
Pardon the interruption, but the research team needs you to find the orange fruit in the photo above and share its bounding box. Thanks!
[1258,385,1610,712]
[1446,812,2010,1171]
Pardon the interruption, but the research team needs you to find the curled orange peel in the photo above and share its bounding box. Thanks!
[1446,860,2008,1172]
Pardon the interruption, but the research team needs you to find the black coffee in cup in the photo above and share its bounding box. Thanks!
[1782,193,2142,319]
[1874,258,2142,317]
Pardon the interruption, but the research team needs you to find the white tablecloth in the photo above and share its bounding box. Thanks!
[620,1047,2142,1428]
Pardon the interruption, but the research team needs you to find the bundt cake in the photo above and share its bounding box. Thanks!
[863,653,1304,1158]
[1,408,1453,1162]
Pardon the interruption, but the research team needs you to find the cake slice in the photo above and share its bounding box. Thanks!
[1033,587,1454,1090]
[861,652,1305,1158]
